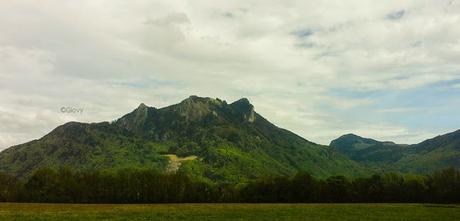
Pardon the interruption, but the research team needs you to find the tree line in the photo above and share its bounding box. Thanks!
[0,168,459,203]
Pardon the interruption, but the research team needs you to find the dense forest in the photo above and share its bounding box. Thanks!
[0,168,459,203]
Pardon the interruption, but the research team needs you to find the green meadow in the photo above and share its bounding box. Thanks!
[0,203,459,221]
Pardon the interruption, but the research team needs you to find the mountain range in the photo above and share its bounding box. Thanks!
[0,96,458,182]
[0,96,366,182]
[330,130,460,173]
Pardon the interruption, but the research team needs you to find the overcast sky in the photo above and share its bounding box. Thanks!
[1,0,460,150]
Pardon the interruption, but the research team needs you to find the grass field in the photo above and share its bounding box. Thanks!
[0,203,459,221]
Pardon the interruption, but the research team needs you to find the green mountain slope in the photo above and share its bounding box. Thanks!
[330,131,460,173]
[0,96,366,182]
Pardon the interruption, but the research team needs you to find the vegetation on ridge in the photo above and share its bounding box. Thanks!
[330,131,460,173]
[0,96,366,182]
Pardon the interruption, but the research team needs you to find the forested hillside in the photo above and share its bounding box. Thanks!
[331,131,460,173]
[0,96,365,182]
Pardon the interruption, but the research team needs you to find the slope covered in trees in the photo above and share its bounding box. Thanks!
[0,96,366,182]
[330,131,460,173]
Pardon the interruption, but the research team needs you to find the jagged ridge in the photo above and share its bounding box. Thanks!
[0,96,366,181]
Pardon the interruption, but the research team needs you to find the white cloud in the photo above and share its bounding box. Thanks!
[0,0,459,149]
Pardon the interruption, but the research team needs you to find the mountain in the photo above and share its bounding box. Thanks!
[330,134,409,165]
[330,131,460,173]
[0,96,366,182]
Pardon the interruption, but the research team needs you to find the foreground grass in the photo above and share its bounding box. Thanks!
[0,203,459,221]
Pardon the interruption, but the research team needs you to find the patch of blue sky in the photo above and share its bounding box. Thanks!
[325,80,460,135]
[291,29,314,38]
[386,10,405,20]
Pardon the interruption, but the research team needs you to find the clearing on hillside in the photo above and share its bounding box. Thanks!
[163,154,198,173]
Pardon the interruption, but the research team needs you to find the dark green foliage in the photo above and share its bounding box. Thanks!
[430,168,460,202]
[289,172,318,202]
[16,168,219,203]
[322,175,352,202]
[240,168,460,203]
[0,172,20,202]
[2,168,459,203]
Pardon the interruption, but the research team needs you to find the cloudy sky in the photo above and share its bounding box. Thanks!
[1,0,460,150]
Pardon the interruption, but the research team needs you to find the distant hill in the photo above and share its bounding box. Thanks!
[330,130,460,173]
[0,96,366,182]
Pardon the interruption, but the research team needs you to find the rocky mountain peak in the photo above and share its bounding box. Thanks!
[137,103,148,110]
[115,103,152,131]
[173,96,221,122]
[230,98,255,123]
